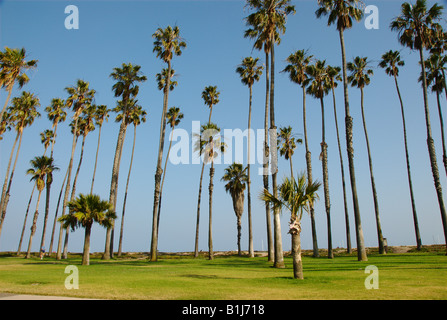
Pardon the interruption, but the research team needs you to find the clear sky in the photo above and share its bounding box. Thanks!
[1,0,447,254]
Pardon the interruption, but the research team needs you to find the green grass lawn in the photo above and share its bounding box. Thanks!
[0,249,446,300]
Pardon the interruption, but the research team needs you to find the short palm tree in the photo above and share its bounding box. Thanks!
[59,194,116,265]
[316,0,367,261]
[261,172,321,279]
[306,59,333,258]
[151,25,186,262]
[105,63,146,260]
[157,106,183,237]
[25,156,58,259]
[391,0,447,254]
[379,49,422,250]
[0,47,37,121]
[282,49,320,258]
[118,104,147,257]
[347,56,385,255]
[0,91,40,239]
[221,163,248,256]
[327,64,351,254]
[236,56,263,258]
[194,86,220,258]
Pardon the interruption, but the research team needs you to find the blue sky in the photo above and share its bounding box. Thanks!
[0,0,446,254]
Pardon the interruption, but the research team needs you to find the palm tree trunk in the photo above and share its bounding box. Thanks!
[150,61,172,262]
[320,97,333,259]
[237,215,242,256]
[339,28,367,261]
[17,183,36,255]
[56,118,79,260]
[82,224,92,266]
[302,86,319,258]
[419,48,447,255]
[264,51,274,262]
[48,167,69,255]
[194,162,206,258]
[394,75,422,250]
[435,91,447,176]
[360,88,385,254]
[0,86,13,126]
[331,85,351,254]
[91,124,103,194]
[38,178,51,255]
[0,131,19,221]
[247,85,254,258]
[26,190,43,259]
[0,131,24,239]
[118,125,137,256]
[104,118,127,259]
[270,41,285,269]
[208,164,215,260]
[291,228,303,280]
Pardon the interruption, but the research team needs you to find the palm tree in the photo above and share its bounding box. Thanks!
[150,25,186,262]
[0,111,11,141]
[244,0,296,268]
[278,126,301,178]
[194,122,226,260]
[0,92,40,240]
[379,50,422,250]
[56,79,95,260]
[282,49,320,258]
[0,47,37,121]
[40,130,54,155]
[45,98,68,255]
[105,63,146,260]
[236,56,263,258]
[221,163,248,256]
[347,56,385,255]
[327,64,352,254]
[306,59,334,259]
[90,105,110,194]
[25,156,58,259]
[117,104,147,257]
[391,0,447,255]
[423,53,447,176]
[194,86,220,258]
[59,194,116,265]
[157,106,183,238]
[315,0,367,261]
[261,173,321,279]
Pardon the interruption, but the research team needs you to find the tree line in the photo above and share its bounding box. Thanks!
[0,0,446,279]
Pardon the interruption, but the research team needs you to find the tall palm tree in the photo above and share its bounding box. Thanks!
[90,105,110,194]
[245,0,295,268]
[117,104,147,257]
[306,60,333,259]
[45,98,68,255]
[261,173,321,279]
[221,163,248,256]
[316,0,367,261]
[347,56,385,255]
[56,79,95,260]
[150,25,186,262]
[327,64,351,254]
[194,122,226,260]
[379,50,422,250]
[0,92,40,240]
[423,53,447,176]
[283,49,320,257]
[59,194,115,265]
[194,86,220,258]
[25,156,58,259]
[236,56,263,258]
[0,47,37,121]
[157,106,183,238]
[391,0,447,255]
[105,63,146,260]
[0,111,11,141]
